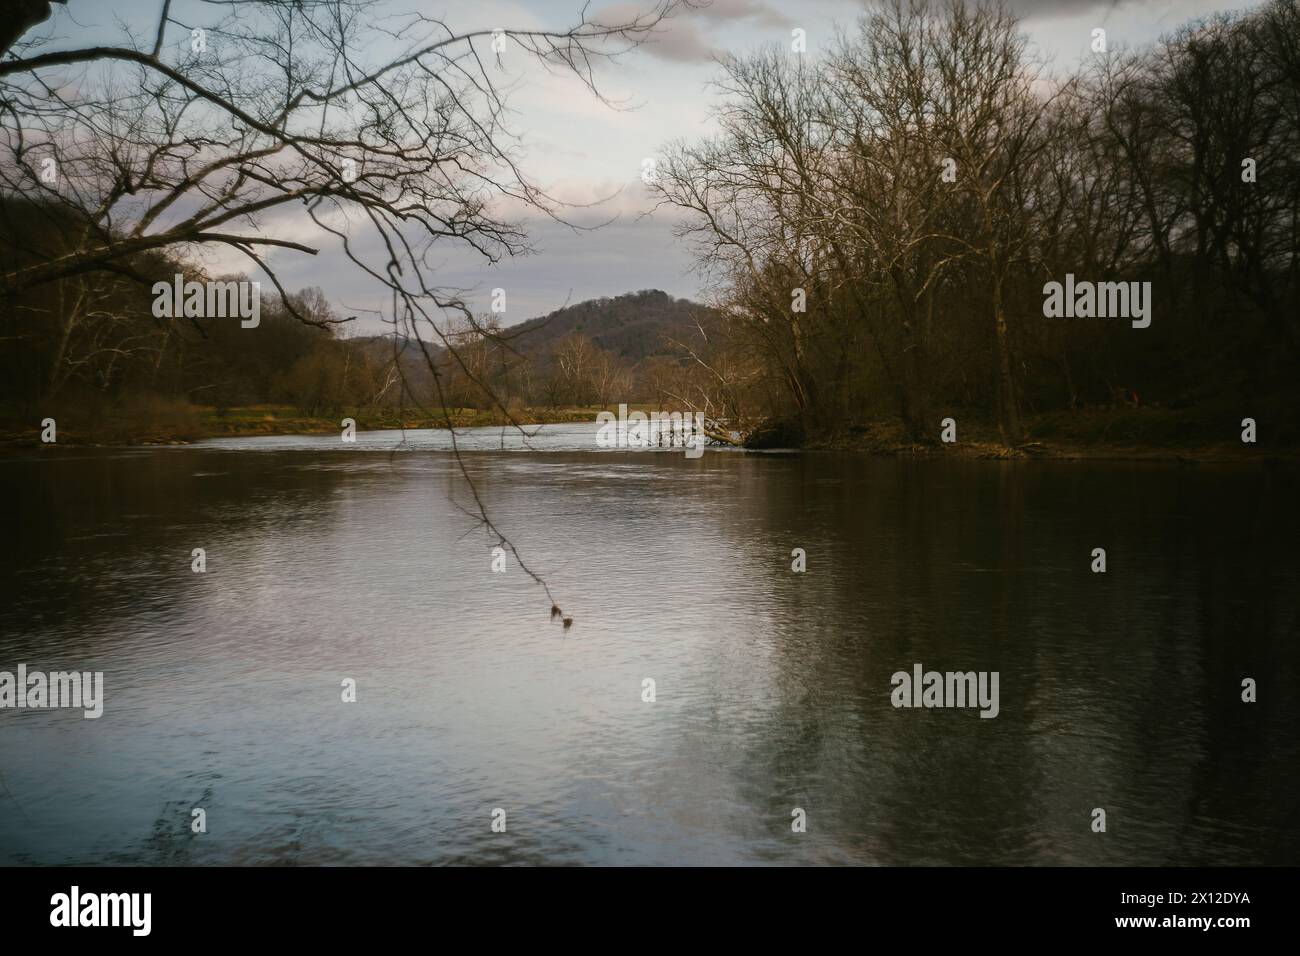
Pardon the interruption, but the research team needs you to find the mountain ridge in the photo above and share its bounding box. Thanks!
[502,288,708,362]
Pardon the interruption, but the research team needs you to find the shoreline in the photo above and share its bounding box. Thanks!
[2,404,1295,465]
[807,436,1293,464]
[802,420,1297,464]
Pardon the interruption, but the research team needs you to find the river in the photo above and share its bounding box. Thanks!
[1,423,1296,864]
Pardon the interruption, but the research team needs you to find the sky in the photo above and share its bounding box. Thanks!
[38,0,1261,332]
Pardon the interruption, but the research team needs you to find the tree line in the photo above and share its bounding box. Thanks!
[0,1,688,438]
[0,213,709,425]
[0,200,398,420]
[652,0,1300,444]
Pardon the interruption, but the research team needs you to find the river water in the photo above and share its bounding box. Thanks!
[1,423,1296,865]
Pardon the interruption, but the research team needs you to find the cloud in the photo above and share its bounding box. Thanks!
[640,23,720,62]
[690,0,796,30]
[595,0,797,64]
[998,0,1129,20]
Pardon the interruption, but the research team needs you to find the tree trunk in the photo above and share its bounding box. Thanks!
[993,279,1022,442]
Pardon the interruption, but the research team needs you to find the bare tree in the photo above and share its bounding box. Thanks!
[1,0,689,619]
[655,0,1073,443]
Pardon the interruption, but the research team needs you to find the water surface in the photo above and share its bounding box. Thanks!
[1,424,1296,865]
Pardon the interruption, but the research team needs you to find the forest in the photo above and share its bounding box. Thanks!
[1,0,1296,450]
[651,0,1300,447]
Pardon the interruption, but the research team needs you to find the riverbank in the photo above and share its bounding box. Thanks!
[807,407,1298,463]
[2,402,1295,463]
[193,405,606,439]
[0,403,647,447]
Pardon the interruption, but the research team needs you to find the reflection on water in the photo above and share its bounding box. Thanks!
[193,421,745,453]
[0,424,1296,865]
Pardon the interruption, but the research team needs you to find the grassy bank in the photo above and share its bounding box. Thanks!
[194,404,606,438]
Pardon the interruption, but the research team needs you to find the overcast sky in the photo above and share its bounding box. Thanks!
[43,0,1259,331]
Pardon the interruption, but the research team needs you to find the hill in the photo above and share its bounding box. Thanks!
[501,289,707,362]
[346,289,713,408]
